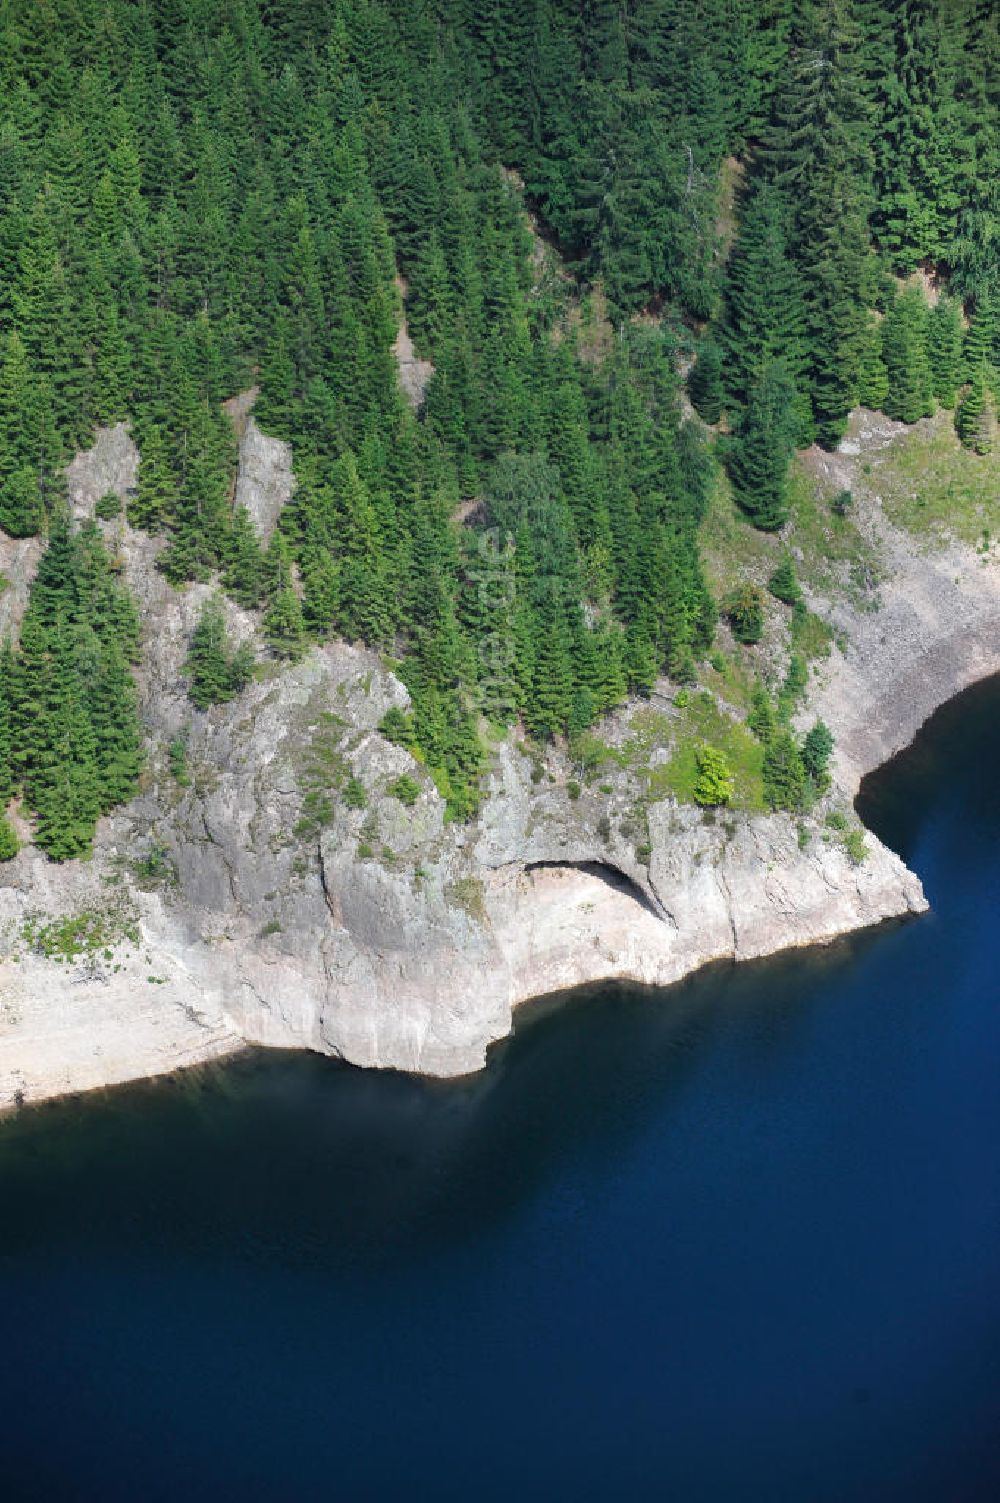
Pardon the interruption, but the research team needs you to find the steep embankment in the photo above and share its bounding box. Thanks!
[6,405,999,1109]
[802,410,1000,792]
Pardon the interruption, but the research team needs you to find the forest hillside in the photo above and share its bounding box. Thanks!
[0,0,997,862]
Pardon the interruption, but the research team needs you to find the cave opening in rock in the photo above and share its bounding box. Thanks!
[523,860,665,921]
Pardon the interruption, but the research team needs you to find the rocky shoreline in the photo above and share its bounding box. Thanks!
[1,412,996,1113]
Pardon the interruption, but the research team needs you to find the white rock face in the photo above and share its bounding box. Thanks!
[393,318,434,409]
[806,411,1000,793]
[233,417,295,541]
[65,422,139,520]
[1,408,995,1111]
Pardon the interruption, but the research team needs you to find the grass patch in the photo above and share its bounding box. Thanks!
[790,604,835,660]
[620,707,674,766]
[16,900,140,963]
[643,690,765,812]
[701,645,756,714]
[294,712,349,836]
[699,467,775,599]
[865,411,1000,546]
[699,460,876,610]
[445,876,487,923]
[785,462,879,604]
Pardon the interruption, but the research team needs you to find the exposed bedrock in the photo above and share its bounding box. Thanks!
[7,407,999,1108]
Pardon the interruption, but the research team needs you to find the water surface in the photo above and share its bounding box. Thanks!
[3,679,1000,1500]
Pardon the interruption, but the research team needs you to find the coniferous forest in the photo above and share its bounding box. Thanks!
[0,0,997,857]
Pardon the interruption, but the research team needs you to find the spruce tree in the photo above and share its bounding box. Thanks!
[856,315,889,410]
[927,296,964,409]
[186,597,242,710]
[956,371,995,455]
[881,285,934,423]
[762,729,807,812]
[721,182,808,411]
[264,585,307,661]
[727,362,798,531]
[130,424,178,533]
[688,339,724,424]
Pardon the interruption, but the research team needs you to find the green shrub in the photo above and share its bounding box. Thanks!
[390,774,420,806]
[769,555,801,605]
[747,682,776,743]
[343,776,367,809]
[779,653,809,714]
[133,842,176,886]
[567,779,581,800]
[726,583,766,645]
[380,708,415,747]
[693,744,735,807]
[167,737,190,787]
[0,815,19,862]
[843,829,867,865]
[95,491,122,521]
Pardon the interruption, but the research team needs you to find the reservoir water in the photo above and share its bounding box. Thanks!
[2,678,1000,1501]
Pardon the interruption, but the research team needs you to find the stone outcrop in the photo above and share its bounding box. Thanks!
[232,416,295,542]
[4,405,996,1111]
[800,411,1000,793]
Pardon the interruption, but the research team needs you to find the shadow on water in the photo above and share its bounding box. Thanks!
[0,928,892,1276]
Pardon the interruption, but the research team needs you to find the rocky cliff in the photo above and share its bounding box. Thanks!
[5,406,996,1111]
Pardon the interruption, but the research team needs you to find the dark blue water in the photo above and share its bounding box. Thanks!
[3,681,1000,1502]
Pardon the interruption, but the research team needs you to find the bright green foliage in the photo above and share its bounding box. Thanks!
[95,492,122,521]
[869,0,967,271]
[962,296,998,380]
[956,371,995,455]
[693,744,735,807]
[721,183,808,420]
[264,587,307,661]
[778,652,809,717]
[0,657,13,808]
[748,681,778,743]
[129,426,177,534]
[389,775,420,807]
[856,316,890,411]
[343,776,367,810]
[222,509,265,609]
[380,708,416,748]
[168,737,190,787]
